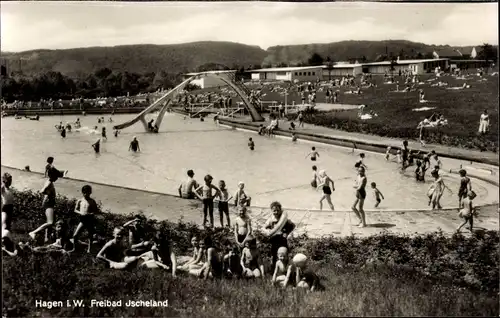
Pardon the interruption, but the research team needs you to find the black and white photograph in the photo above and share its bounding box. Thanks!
[1,1,499,316]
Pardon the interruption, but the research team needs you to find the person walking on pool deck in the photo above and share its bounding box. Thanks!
[317,170,335,211]
[305,147,320,161]
[194,175,221,228]
[1,173,14,231]
[178,170,200,200]
[352,167,367,228]
[129,136,140,152]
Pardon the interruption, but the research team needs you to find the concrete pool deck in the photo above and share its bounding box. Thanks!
[3,167,498,238]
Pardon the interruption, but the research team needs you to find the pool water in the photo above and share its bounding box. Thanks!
[1,113,497,210]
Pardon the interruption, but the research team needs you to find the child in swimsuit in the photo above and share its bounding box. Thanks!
[72,185,98,253]
[216,180,232,227]
[306,147,319,161]
[458,169,472,207]
[248,138,255,151]
[29,169,59,243]
[457,191,476,233]
[240,235,265,279]
[371,182,384,208]
[2,173,14,231]
[272,246,292,287]
[310,166,318,188]
[234,182,251,207]
[234,206,252,249]
[194,175,220,228]
[289,253,320,292]
[415,160,426,182]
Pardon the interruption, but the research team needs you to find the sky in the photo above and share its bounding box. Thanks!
[1,1,498,52]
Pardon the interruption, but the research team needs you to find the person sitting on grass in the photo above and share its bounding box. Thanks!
[234,182,251,207]
[2,229,19,257]
[190,235,223,280]
[457,191,476,233]
[71,185,98,253]
[234,206,252,250]
[121,216,154,256]
[177,235,201,270]
[140,231,178,278]
[272,246,292,287]
[240,235,265,279]
[290,253,320,292]
[97,227,145,269]
[223,246,243,279]
[21,220,74,255]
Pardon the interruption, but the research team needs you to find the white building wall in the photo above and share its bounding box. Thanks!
[290,68,322,82]
[275,72,291,81]
[251,73,260,80]
[322,66,363,78]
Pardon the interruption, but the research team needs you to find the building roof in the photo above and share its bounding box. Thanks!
[362,58,449,66]
[433,48,464,58]
[185,70,236,76]
[248,66,323,73]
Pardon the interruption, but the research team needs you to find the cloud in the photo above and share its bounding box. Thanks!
[1,2,497,52]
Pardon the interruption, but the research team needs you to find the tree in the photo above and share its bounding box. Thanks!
[478,43,498,64]
[308,53,324,66]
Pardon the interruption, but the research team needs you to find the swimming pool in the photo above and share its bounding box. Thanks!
[1,113,498,211]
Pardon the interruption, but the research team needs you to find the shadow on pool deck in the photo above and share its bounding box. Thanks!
[3,166,498,238]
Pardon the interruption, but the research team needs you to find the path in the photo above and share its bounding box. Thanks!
[3,167,497,238]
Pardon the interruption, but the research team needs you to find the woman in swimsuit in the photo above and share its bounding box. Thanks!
[29,168,59,243]
[352,167,367,228]
[317,170,335,211]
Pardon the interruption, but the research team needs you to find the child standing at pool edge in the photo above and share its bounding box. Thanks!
[371,182,384,208]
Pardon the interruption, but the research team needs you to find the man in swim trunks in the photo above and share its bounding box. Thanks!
[129,136,140,152]
[178,170,200,199]
[305,147,320,161]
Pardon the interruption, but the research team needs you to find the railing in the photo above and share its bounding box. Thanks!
[223,107,244,118]
[190,104,217,118]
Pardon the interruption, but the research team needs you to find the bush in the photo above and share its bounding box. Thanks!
[4,189,499,316]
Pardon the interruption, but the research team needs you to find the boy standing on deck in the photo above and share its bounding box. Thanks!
[371,182,384,208]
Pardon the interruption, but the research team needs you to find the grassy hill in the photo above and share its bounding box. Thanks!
[1,40,488,78]
[1,41,268,78]
[263,40,478,66]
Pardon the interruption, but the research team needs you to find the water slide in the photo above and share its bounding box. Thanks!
[113,76,196,131]
[113,72,264,131]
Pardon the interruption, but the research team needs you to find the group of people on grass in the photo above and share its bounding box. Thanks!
[1,164,320,291]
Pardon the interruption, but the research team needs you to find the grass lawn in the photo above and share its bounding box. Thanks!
[2,189,499,317]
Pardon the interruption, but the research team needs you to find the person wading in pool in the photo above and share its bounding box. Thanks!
[129,136,140,152]
[352,167,367,228]
[305,147,320,161]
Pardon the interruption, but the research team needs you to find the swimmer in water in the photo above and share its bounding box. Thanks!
[371,182,384,208]
[305,147,320,161]
[129,136,140,152]
[248,138,255,151]
[109,117,113,123]
[292,133,297,142]
[114,129,119,137]
[60,127,66,138]
[92,139,101,153]
[101,127,107,139]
